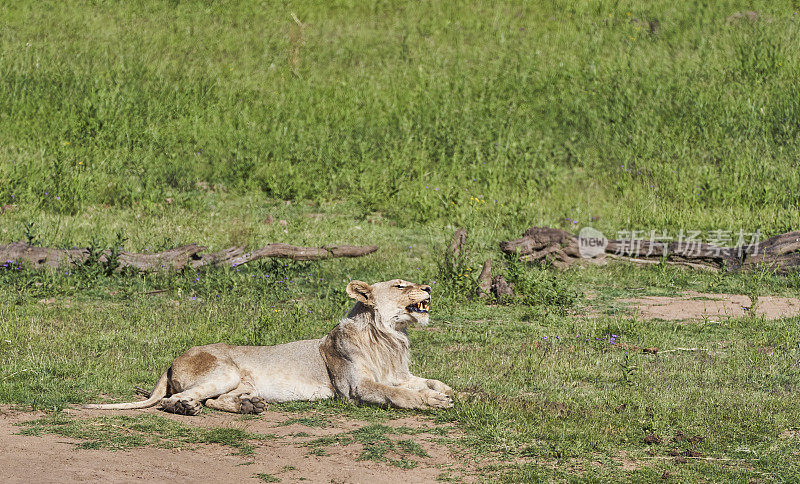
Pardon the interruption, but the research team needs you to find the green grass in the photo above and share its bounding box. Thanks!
[1,0,800,234]
[306,423,432,469]
[2,0,800,481]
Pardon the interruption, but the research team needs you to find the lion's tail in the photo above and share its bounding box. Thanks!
[83,370,169,410]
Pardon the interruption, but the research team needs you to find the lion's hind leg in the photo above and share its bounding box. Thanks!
[204,385,266,414]
[161,378,239,416]
[160,348,242,416]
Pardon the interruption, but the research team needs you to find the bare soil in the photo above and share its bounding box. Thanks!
[0,406,477,483]
[619,291,800,322]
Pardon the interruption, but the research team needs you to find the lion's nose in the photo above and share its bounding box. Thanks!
[420,285,432,294]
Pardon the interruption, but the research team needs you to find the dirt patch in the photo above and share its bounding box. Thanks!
[619,291,800,322]
[615,450,645,472]
[0,406,476,483]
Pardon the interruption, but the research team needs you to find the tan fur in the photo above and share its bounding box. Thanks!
[184,351,218,377]
[84,279,453,415]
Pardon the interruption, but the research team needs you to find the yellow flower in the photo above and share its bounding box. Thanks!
[63,141,70,145]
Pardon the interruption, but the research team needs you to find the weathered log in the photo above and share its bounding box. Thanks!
[499,227,573,256]
[0,241,379,272]
[500,228,800,274]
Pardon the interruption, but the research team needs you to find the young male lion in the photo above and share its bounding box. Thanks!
[85,279,453,415]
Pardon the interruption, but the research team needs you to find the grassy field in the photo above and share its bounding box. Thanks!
[2,0,800,233]
[2,0,800,481]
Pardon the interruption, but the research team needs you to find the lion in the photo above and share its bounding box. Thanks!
[84,279,453,415]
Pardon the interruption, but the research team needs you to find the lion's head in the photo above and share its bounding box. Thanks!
[346,279,432,329]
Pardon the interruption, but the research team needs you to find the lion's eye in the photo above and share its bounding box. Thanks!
[393,284,405,289]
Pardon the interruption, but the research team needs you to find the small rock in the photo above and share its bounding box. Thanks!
[727,11,758,23]
[491,275,514,298]
[644,434,662,445]
[630,17,660,34]
[264,215,275,224]
[757,346,774,355]
[278,219,288,226]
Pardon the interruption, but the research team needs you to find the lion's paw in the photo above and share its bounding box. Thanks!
[161,397,202,416]
[239,395,266,414]
[422,389,453,409]
[426,379,454,397]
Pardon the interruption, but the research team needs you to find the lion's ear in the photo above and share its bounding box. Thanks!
[346,280,374,306]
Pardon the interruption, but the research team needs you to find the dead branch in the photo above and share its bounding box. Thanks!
[0,241,378,272]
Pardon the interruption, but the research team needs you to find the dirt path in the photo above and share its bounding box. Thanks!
[620,291,800,322]
[0,406,476,483]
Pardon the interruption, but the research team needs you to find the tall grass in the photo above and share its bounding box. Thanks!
[2,0,799,234]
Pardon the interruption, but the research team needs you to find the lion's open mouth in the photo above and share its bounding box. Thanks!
[406,299,430,314]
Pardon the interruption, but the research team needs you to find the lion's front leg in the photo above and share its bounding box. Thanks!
[354,380,452,409]
[402,376,454,397]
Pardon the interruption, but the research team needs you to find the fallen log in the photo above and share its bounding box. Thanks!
[0,241,379,272]
[500,227,800,274]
